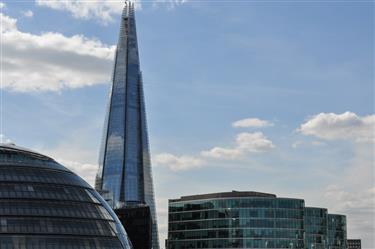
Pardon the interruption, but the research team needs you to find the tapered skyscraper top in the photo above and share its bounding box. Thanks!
[95,2,159,249]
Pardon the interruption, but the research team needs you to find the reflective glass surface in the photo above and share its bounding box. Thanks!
[0,145,132,249]
[168,195,349,249]
[304,207,328,249]
[327,214,347,249]
[98,3,142,207]
[95,4,159,249]
[168,197,305,249]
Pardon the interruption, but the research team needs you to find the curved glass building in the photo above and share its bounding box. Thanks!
[167,191,305,249]
[167,191,348,249]
[0,144,132,249]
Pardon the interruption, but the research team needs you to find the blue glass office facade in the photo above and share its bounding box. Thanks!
[327,214,347,249]
[304,207,328,249]
[0,144,132,249]
[95,3,159,249]
[167,192,348,249]
[167,192,305,249]
[96,2,144,207]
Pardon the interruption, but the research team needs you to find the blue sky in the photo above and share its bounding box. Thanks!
[1,0,374,248]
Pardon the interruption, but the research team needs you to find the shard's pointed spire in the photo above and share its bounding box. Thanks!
[95,2,160,249]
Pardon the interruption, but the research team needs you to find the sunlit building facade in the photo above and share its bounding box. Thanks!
[94,2,159,249]
[0,144,132,249]
[167,191,348,249]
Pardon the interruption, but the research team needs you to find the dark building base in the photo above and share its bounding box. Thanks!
[115,205,152,249]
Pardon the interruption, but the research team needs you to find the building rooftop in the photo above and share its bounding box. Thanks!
[0,143,71,173]
[0,143,53,161]
[170,190,277,202]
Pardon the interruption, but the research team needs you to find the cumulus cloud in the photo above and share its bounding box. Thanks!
[298,112,375,143]
[1,13,115,92]
[0,134,13,144]
[202,132,275,159]
[0,2,5,9]
[35,0,190,23]
[21,10,34,18]
[201,147,241,160]
[237,132,275,152]
[154,153,205,171]
[0,13,16,32]
[325,185,375,214]
[35,0,125,23]
[324,185,375,248]
[232,118,274,128]
[154,132,275,170]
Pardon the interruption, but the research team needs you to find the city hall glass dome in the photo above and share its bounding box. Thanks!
[0,144,133,249]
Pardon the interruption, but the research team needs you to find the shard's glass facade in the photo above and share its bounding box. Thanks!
[95,3,159,249]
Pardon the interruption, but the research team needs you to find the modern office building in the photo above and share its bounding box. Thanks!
[167,191,348,249]
[347,239,361,249]
[304,207,328,249]
[167,191,305,249]
[0,144,132,249]
[328,214,347,249]
[94,2,159,249]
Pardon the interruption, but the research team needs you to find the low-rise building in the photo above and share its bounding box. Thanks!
[167,191,348,249]
[347,239,361,249]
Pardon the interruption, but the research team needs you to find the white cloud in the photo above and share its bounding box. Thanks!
[202,132,275,159]
[0,134,13,144]
[298,112,375,143]
[22,10,34,18]
[237,132,275,152]
[155,132,275,170]
[324,185,375,248]
[36,0,124,23]
[201,147,242,159]
[314,141,375,248]
[154,153,205,171]
[0,2,5,9]
[1,13,115,92]
[35,0,190,23]
[324,185,375,213]
[232,118,274,128]
[0,13,17,32]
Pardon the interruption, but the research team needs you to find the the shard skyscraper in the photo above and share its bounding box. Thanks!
[95,3,159,249]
